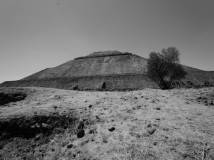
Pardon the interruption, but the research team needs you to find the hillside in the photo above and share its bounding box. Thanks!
[0,87,214,159]
[1,51,214,90]
[182,66,214,86]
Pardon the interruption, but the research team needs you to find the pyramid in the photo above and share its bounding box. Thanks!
[1,51,214,90]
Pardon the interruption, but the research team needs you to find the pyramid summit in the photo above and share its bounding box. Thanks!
[1,50,214,90]
[79,50,128,57]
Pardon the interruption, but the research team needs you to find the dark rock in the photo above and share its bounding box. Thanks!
[136,105,141,109]
[151,100,156,103]
[153,142,158,146]
[67,144,73,149]
[96,116,100,120]
[88,105,92,108]
[108,127,115,132]
[103,138,108,143]
[53,105,58,110]
[77,121,84,130]
[89,129,95,134]
[77,129,85,138]
[54,95,61,99]
[147,124,152,128]
[147,128,156,135]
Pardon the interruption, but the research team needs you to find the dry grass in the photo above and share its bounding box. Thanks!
[0,87,214,159]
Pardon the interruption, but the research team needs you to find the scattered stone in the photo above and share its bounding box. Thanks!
[147,128,156,135]
[35,134,43,141]
[53,105,58,110]
[153,123,159,127]
[67,143,73,149]
[77,129,85,138]
[136,105,141,109]
[108,127,115,132]
[163,128,169,131]
[151,100,156,103]
[54,95,61,99]
[88,105,92,108]
[127,109,133,113]
[147,124,152,128]
[89,129,95,134]
[96,116,100,120]
[77,121,84,130]
[41,123,50,128]
[102,136,108,143]
[155,107,161,110]
[153,142,158,146]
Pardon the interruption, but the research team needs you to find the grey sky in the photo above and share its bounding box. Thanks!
[0,0,214,83]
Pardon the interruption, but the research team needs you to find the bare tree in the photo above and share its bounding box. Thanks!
[147,47,186,89]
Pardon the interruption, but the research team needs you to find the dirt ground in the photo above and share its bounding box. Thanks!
[0,87,214,160]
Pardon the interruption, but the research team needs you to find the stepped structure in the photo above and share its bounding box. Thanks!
[1,51,214,90]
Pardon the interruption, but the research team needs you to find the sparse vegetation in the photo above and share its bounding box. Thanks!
[147,47,186,89]
[0,92,26,105]
[1,87,214,159]
[0,113,78,139]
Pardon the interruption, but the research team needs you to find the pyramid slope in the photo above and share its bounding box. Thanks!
[23,51,148,80]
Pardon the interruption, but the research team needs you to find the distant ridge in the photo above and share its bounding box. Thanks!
[1,50,214,90]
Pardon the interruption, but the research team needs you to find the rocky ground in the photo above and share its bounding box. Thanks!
[0,87,214,160]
